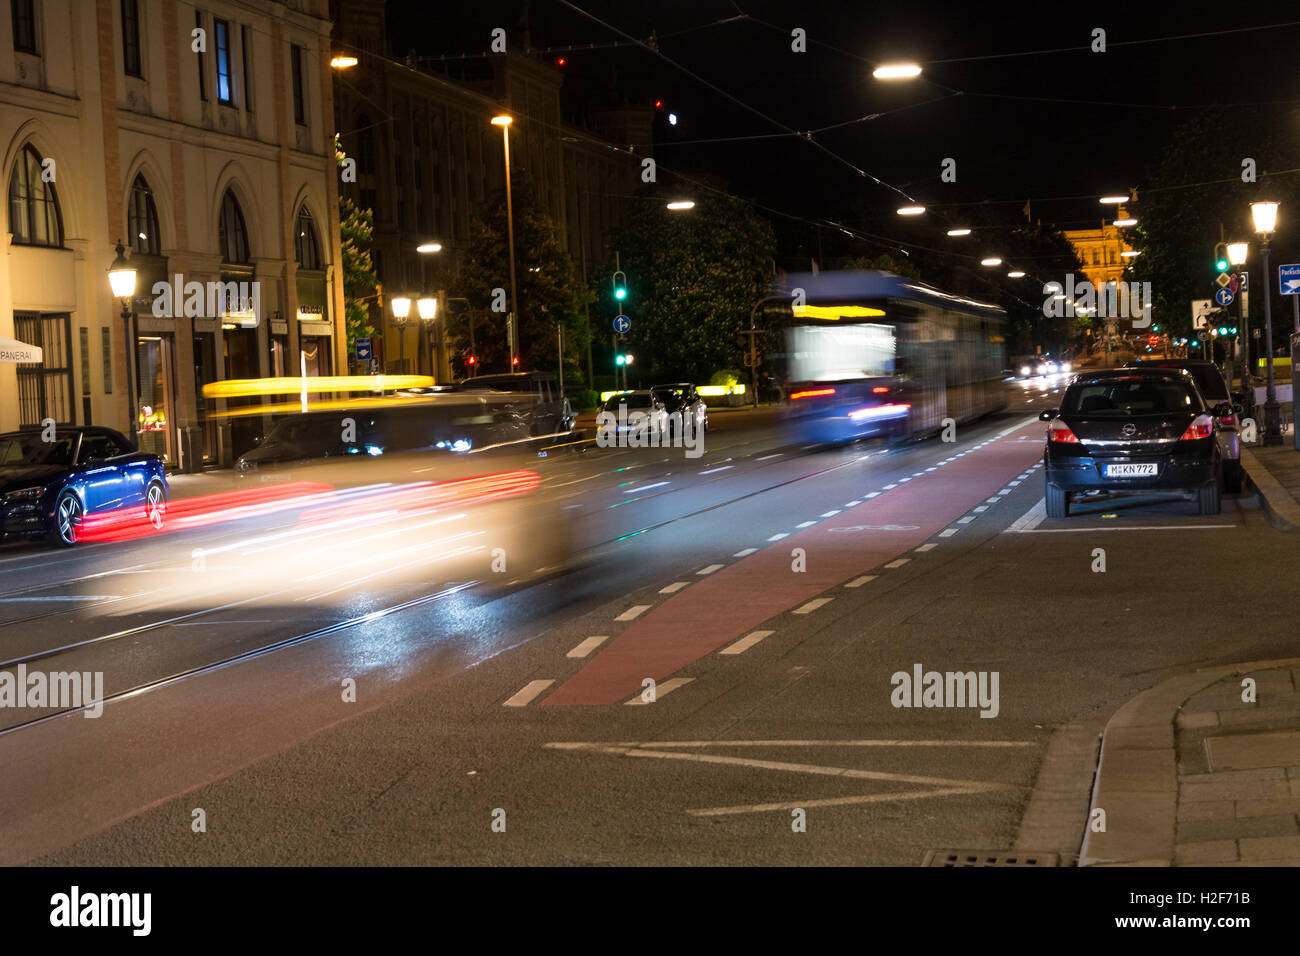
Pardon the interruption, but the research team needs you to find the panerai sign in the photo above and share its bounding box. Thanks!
[150,275,260,325]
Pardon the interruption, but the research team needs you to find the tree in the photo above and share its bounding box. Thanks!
[448,176,592,380]
[335,137,377,354]
[598,191,777,384]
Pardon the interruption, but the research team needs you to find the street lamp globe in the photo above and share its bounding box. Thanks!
[108,241,137,298]
[417,297,436,320]
[1227,242,1248,266]
[391,296,412,320]
[1251,201,1278,235]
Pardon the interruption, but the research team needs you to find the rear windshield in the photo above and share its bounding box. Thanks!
[1065,378,1200,416]
[1139,363,1228,400]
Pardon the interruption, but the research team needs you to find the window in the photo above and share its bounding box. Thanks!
[128,175,160,255]
[8,144,63,247]
[214,18,232,104]
[294,206,321,270]
[12,0,37,54]
[121,0,141,76]
[195,11,206,101]
[357,117,375,174]
[241,25,253,112]
[218,190,250,264]
[290,44,306,125]
[102,328,113,393]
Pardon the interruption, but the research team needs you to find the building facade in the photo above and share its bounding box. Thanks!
[1,0,343,466]
[1063,207,1135,290]
[329,0,650,380]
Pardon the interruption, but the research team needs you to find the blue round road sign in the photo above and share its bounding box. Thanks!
[1214,287,1235,306]
[613,315,631,333]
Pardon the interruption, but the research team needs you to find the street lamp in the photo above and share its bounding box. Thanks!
[873,63,922,79]
[1228,241,1250,396]
[417,296,438,380]
[896,205,925,216]
[108,241,138,443]
[1251,200,1281,445]
[391,295,411,372]
[416,242,442,254]
[329,55,358,69]
[492,114,519,368]
[666,200,695,210]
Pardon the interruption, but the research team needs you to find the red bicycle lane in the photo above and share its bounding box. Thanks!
[542,424,1044,706]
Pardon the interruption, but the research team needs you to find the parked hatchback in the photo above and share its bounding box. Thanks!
[1041,368,1228,518]
[1125,358,1241,491]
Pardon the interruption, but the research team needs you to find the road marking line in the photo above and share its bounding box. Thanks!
[504,679,554,707]
[844,575,877,588]
[846,499,862,506]
[973,505,989,512]
[793,597,833,614]
[925,467,938,472]
[568,636,610,658]
[958,516,976,524]
[624,481,669,493]
[986,496,1002,503]
[659,582,689,593]
[720,630,774,655]
[861,493,879,499]
[912,472,925,477]
[884,558,910,569]
[690,788,985,816]
[756,453,783,461]
[733,548,758,557]
[767,532,789,541]
[697,564,724,575]
[624,677,694,705]
[698,465,734,475]
[882,483,898,489]
[573,739,1036,749]
[898,477,912,483]
[821,510,841,517]
[0,595,121,602]
[915,543,937,552]
[1008,480,1022,486]
[938,528,959,537]
[998,487,1013,494]
[616,605,652,621]
[1006,499,1047,533]
[1022,524,1235,533]
[796,520,815,528]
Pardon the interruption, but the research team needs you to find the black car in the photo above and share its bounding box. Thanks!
[0,426,168,546]
[454,372,575,439]
[651,383,709,432]
[1041,368,1228,518]
[1124,358,1242,491]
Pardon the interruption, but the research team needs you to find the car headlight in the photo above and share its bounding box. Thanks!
[237,458,256,473]
[4,486,44,501]
[1019,366,1031,376]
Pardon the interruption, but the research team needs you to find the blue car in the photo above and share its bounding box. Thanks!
[0,426,168,546]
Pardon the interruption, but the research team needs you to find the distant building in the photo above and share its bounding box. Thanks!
[330,0,651,379]
[1063,207,1135,290]
[0,0,343,466]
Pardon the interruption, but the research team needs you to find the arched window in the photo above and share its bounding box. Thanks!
[218,189,249,263]
[294,205,321,270]
[128,174,160,255]
[8,144,63,247]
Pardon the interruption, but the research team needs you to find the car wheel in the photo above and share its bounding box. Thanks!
[144,481,167,530]
[1197,479,1222,516]
[1045,483,1069,519]
[53,490,83,547]
[1223,460,1243,494]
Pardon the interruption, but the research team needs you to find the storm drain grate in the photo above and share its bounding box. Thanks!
[922,849,1060,867]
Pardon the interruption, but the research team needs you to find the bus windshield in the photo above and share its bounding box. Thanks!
[787,322,896,382]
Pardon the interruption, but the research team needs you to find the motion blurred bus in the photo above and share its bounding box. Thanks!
[759,271,1007,443]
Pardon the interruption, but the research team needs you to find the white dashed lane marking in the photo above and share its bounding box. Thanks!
[796,521,815,528]
[733,548,758,557]
[504,680,554,707]
[844,575,877,588]
[616,605,652,622]
[697,564,724,575]
[821,510,841,518]
[567,636,610,658]
[720,630,774,655]
[884,558,910,569]
[794,598,833,614]
[915,543,937,552]
[625,677,694,705]
[938,529,959,537]
[767,533,789,542]
[660,581,689,594]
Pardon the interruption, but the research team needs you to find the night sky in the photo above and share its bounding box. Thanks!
[395,1,1300,262]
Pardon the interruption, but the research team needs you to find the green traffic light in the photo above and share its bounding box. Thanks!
[1216,259,1229,272]
[614,287,626,300]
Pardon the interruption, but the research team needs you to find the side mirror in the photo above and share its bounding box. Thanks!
[1211,402,1232,418]
[1039,408,1060,422]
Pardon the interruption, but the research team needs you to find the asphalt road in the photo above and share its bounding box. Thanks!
[3,374,1295,865]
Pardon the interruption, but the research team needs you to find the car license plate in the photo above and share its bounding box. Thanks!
[1104,463,1158,477]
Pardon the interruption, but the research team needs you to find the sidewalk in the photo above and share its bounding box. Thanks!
[1241,440,1300,530]
[1081,658,1300,866]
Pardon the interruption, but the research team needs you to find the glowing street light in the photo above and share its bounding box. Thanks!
[1227,242,1248,266]
[1007,271,1025,278]
[330,55,358,69]
[1113,218,1137,227]
[666,200,695,210]
[108,240,139,442]
[492,115,519,365]
[873,63,922,79]
[896,205,926,216]
[416,242,442,254]
[1099,195,1128,204]
[980,257,1002,267]
[1251,199,1282,445]
[946,228,971,237]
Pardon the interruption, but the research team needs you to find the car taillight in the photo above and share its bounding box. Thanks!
[872,386,890,394]
[1219,413,1236,427]
[790,388,836,400]
[1179,415,1214,440]
[1048,420,1079,443]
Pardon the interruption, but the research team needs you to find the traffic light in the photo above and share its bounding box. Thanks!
[1214,242,1230,273]
[464,355,477,367]
[511,356,519,366]
[614,353,633,366]
[612,270,627,302]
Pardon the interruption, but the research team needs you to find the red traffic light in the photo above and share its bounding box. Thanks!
[465,355,477,365]
[511,356,519,366]
[654,99,663,109]
[556,57,566,66]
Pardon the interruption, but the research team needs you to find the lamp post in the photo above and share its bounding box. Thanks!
[417,295,437,380]
[1227,241,1249,400]
[107,241,138,443]
[1251,201,1281,445]
[391,295,411,372]
[491,114,518,368]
